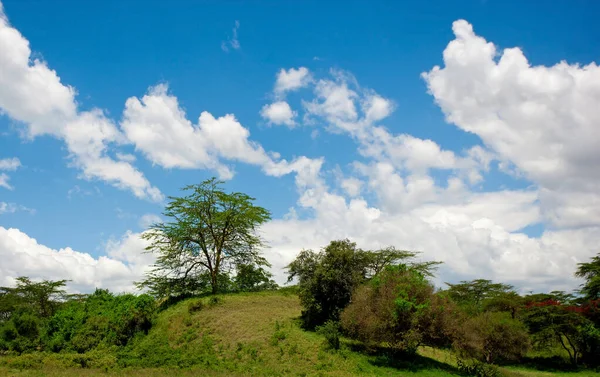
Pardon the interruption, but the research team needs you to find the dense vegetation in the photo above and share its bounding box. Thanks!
[1,179,599,376]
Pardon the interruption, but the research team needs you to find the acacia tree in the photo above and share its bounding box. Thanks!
[138,178,271,296]
[576,253,600,300]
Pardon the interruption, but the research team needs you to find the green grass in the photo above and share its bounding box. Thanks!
[0,291,597,376]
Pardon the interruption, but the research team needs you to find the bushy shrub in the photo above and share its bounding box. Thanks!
[316,320,341,350]
[341,266,455,354]
[456,359,501,377]
[188,300,204,313]
[453,311,530,364]
[42,289,155,353]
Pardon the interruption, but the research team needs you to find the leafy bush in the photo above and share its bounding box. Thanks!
[341,265,455,354]
[456,359,500,377]
[234,264,278,292]
[188,300,204,313]
[42,289,155,353]
[316,320,340,350]
[453,311,530,364]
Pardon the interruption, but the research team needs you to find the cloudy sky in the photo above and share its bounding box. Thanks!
[1,0,599,293]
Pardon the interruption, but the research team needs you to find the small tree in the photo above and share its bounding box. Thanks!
[234,264,278,292]
[287,240,369,328]
[138,178,271,296]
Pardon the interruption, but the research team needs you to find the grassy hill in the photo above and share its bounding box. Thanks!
[0,291,596,376]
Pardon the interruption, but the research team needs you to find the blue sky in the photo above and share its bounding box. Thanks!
[1,0,599,293]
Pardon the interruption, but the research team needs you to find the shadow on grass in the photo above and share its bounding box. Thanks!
[501,355,579,373]
[346,342,461,374]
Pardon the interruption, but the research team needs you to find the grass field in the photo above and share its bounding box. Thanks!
[0,291,597,376]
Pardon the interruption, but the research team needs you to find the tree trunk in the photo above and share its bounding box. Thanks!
[211,270,218,294]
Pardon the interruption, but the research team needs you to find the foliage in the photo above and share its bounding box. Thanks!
[522,292,599,366]
[233,264,278,292]
[444,280,515,316]
[576,253,600,301]
[315,320,340,350]
[287,240,369,328]
[341,265,456,354]
[0,288,157,354]
[456,359,500,377]
[287,239,439,329]
[453,311,530,364]
[138,178,271,296]
[0,277,68,322]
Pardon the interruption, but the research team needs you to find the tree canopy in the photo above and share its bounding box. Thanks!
[576,253,600,300]
[138,178,271,297]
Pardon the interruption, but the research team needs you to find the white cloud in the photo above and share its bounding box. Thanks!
[0,157,21,190]
[0,202,34,215]
[340,177,363,197]
[261,168,590,293]
[0,6,162,202]
[0,157,20,171]
[0,173,12,190]
[221,20,240,52]
[260,101,297,127]
[0,226,152,293]
[122,84,322,181]
[423,19,600,228]
[274,67,312,95]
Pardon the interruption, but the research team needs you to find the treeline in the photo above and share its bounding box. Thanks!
[287,239,600,374]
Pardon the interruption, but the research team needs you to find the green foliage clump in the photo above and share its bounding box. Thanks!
[456,359,500,377]
[315,320,340,350]
[234,264,278,292]
[341,265,455,354]
[453,311,530,364]
[42,289,155,353]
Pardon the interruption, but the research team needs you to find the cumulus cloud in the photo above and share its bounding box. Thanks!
[274,67,312,95]
[0,226,152,293]
[0,157,21,190]
[0,6,162,201]
[260,101,297,127]
[423,19,600,228]
[0,157,20,171]
[122,84,321,180]
[261,168,590,293]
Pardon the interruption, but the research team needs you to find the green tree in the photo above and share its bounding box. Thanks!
[234,264,278,292]
[287,239,439,329]
[287,240,369,328]
[522,292,600,367]
[576,253,600,300]
[138,178,271,296]
[0,277,68,321]
[444,279,515,315]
